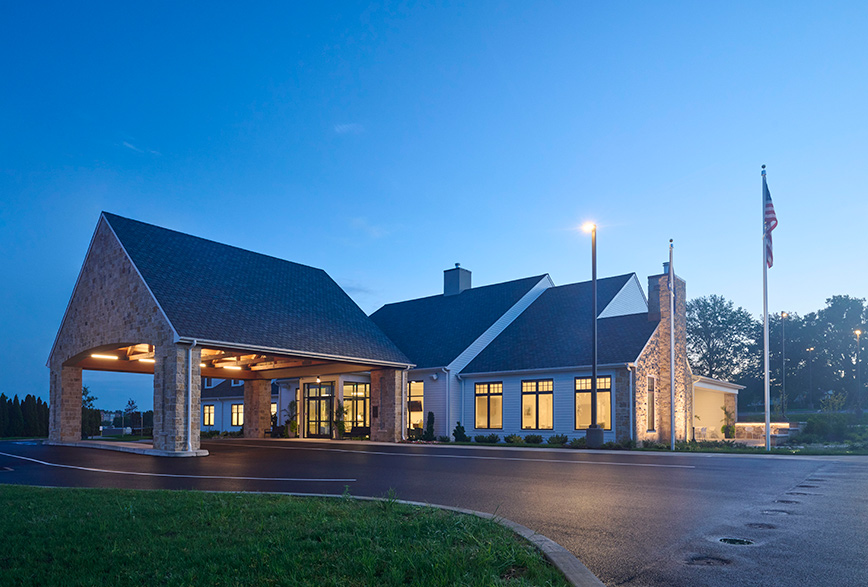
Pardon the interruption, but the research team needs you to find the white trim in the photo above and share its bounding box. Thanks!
[461,362,631,379]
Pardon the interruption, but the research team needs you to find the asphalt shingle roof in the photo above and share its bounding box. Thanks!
[462,275,659,374]
[103,212,410,366]
[369,275,547,369]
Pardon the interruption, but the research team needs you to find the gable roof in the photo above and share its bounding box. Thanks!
[462,274,659,374]
[370,275,548,369]
[102,212,410,366]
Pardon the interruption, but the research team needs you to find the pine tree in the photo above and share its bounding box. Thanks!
[9,395,25,437]
[0,393,8,437]
[37,398,49,437]
[22,394,38,437]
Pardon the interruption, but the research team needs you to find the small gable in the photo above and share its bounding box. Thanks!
[598,274,648,319]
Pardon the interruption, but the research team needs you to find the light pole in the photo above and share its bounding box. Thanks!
[856,329,863,417]
[781,311,788,420]
[806,347,815,410]
[582,222,604,448]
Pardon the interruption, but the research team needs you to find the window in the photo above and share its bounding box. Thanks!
[203,378,214,388]
[408,381,424,430]
[203,404,214,427]
[231,379,243,387]
[575,376,612,430]
[647,376,656,431]
[271,402,277,417]
[521,380,553,429]
[475,382,503,429]
[343,382,370,430]
[231,404,244,427]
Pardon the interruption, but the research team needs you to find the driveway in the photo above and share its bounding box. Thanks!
[2,438,866,587]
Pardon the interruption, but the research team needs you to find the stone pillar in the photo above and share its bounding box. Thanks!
[49,365,82,442]
[153,343,201,452]
[648,271,690,442]
[371,368,403,442]
[244,379,271,438]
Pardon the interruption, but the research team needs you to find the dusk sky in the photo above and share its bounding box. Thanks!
[2,2,866,410]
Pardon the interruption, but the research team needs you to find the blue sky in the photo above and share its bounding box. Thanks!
[2,1,866,410]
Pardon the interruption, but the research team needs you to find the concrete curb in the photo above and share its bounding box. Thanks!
[227,490,605,587]
[43,440,208,458]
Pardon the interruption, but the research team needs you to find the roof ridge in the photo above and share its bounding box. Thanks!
[376,273,549,309]
[101,211,323,274]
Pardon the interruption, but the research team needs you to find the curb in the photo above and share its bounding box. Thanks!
[43,440,208,458]
[229,490,605,587]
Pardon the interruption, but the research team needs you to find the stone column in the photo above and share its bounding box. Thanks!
[244,379,272,438]
[371,368,403,442]
[49,365,82,442]
[153,343,201,452]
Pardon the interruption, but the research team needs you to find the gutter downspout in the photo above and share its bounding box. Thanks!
[401,369,408,441]
[627,363,635,443]
[455,372,463,438]
[442,368,450,439]
[186,339,197,453]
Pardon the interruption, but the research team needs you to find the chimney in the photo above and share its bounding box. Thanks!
[444,263,471,296]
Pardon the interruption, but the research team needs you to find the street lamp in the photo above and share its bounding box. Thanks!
[806,347,815,410]
[582,222,604,448]
[856,329,863,417]
[781,311,788,419]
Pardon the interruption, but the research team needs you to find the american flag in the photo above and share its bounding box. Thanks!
[763,170,778,268]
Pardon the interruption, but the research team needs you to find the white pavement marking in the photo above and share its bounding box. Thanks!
[237,443,696,469]
[0,452,356,482]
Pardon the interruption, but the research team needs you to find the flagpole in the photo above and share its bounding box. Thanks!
[762,165,771,452]
[669,240,676,451]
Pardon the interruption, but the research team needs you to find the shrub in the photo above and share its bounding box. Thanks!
[804,414,850,442]
[546,434,568,446]
[474,434,500,444]
[423,411,436,441]
[504,434,523,444]
[453,422,470,442]
[437,435,450,443]
[568,437,587,449]
[524,434,543,444]
[408,428,422,440]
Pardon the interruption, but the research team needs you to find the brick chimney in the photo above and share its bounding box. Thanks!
[444,264,471,296]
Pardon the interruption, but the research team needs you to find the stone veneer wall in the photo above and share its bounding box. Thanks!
[48,217,201,451]
[370,368,403,442]
[633,272,692,445]
[243,379,272,438]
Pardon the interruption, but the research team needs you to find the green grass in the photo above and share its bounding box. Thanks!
[0,486,570,587]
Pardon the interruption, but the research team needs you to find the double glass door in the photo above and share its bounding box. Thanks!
[305,382,334,438]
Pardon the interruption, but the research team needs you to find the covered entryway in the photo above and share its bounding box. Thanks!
[48,213,412,455]
[692,375,742,440]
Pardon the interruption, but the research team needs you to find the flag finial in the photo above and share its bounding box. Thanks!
[762,164,766,169]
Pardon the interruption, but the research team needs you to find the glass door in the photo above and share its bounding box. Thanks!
[305,382,334,438]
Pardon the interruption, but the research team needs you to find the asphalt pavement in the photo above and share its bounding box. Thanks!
[1,438,866,587]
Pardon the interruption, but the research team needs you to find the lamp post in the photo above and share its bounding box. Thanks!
[806,347,815,410]
[856,329,863,417]
[781,311,788,419]
[582,222,604,448]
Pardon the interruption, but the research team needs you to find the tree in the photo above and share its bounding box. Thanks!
[22,395,38,437]
[81,386,101,438]
[0,393,8,437]
[687,295,758,381]
[125,399,140,434]
[9,396,25,437]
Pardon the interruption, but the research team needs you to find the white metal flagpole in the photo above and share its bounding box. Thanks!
[762,165,771,452]
[669,240,676,450]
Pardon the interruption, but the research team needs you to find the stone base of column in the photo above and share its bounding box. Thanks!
[244,380,272,438]
[371,369,403,443]
[49,366,82,442]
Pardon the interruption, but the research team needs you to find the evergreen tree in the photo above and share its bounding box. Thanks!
[0,393,8,437]
[22,395,38,437]
[37,398,49,437]
[9,395,25,437]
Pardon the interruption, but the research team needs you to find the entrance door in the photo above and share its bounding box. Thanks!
[305,382,334,438]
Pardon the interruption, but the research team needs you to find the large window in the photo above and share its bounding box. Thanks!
[647,376,656,431]
[522,380,553,430]
[575,376,612,430]
[408,381,424,430]
[203,404,214,427]
[343,382,370,431]
[475,382,503,429]
[231,403,244,427]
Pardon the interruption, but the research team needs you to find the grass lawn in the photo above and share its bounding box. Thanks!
[0,486,570,587]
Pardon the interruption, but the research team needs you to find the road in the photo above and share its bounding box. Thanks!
[2,438,866,586]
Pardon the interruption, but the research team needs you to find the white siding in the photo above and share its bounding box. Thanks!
[461,370,619,442]
[598,274,648,318]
